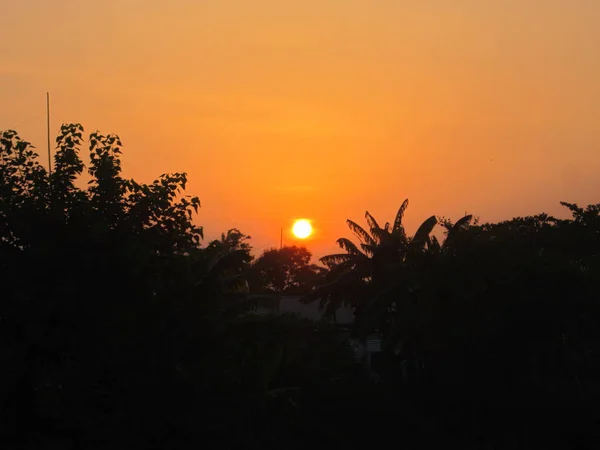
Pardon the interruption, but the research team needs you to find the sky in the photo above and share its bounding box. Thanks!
[1,0,599,258]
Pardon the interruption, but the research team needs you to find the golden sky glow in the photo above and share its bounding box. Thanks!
[1,1,599,257]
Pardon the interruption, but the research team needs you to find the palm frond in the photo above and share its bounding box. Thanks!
[327,258,360,279]
[371,227,390,245]
[336,237,364,256]
[346,219,375,246]
[412,215,438,247]
[365,211,381,233]
[444,214,473,248]
[451,214,473,234]
[393,199,409,233]
[361,243,375,255]
[320,253,353,267]
[304,269,363,315]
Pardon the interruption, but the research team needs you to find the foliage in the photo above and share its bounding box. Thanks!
[0,125,212,447]
[249,245,324,294]
[316,199,600,391]
[2,123,600,448]
[307,199,446,334]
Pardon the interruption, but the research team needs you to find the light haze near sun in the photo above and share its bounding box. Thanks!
[1,0,599,257]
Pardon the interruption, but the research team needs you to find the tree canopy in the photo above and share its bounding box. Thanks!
[249,245,324,294]
[2,123,600,448]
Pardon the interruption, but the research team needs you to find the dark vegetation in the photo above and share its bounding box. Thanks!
[1,124,599,449]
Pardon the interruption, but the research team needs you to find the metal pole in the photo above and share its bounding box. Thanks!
[280,228,283,250]
[46,92,52,176]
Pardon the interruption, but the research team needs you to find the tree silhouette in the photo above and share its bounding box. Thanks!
[0,125,207,446]
[249,245,323,294]
[315,199,600,387]
[3,124,600,448]
[307,200,444,334]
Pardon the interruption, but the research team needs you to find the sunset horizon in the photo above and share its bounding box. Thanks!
[3,0,599,259]
[3,1,600,447]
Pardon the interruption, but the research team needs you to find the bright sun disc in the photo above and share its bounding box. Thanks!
[292,219,313,239]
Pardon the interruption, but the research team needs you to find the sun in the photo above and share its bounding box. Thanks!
[292,219,313,239]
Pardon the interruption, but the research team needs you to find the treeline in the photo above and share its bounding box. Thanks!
[1,124,599,449]
[312,200,600,387]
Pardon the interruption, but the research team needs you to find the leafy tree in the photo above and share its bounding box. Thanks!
[191,228,257,318]
[249,245,323,294]
[442,204,600,387]
[315,198,600,388]
[203,228,253,291]
[0,125,205,446]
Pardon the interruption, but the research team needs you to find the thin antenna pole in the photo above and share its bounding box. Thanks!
[280,228,283,250]
[46,92,52,176]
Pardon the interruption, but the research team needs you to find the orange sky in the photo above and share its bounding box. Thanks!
[2,0,599,258]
